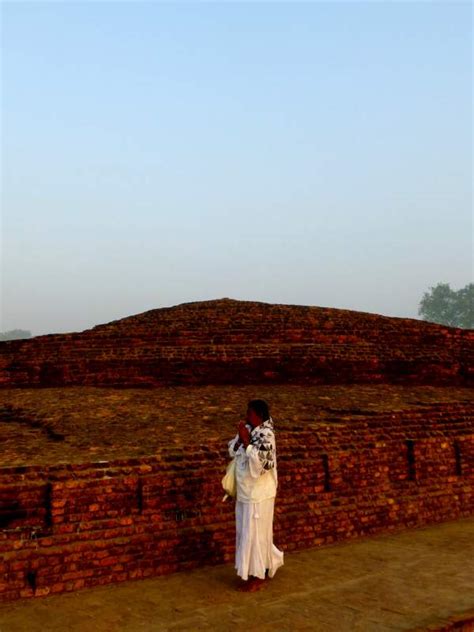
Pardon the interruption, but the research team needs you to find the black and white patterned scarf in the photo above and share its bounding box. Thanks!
[249,416,276,472]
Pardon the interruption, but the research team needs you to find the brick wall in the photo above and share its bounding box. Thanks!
[0,299,472,387]
[1,404,472,601]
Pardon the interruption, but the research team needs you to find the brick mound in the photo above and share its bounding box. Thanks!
[0,298,472,387]
[0,299,472,602]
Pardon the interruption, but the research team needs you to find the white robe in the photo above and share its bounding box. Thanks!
[228,418,284,581]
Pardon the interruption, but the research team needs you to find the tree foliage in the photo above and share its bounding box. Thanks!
[0,329,32,341]
[418,282,473,329]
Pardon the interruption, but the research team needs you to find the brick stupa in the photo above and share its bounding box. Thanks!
[0,298,472,601]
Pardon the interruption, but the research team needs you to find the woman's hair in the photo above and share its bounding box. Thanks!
[247,398,270,420]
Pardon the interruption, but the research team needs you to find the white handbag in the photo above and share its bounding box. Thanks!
[221,457,237,501]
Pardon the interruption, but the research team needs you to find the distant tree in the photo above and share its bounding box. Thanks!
[0,329,32,341]
[418,282,473,329]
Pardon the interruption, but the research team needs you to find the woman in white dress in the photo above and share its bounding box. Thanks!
[228,399,284,591]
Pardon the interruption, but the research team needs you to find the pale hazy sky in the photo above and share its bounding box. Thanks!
[2,1,472,337]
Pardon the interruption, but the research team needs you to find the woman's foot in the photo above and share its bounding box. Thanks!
[237,576,266,592]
